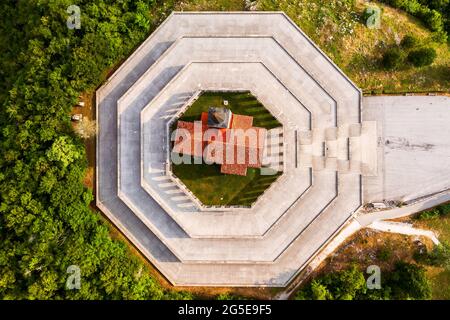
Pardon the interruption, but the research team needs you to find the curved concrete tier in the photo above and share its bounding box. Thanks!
[116,56,345,261]
[117,35,341,238]
[141,62,312,238]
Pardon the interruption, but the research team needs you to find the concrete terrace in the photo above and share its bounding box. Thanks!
[96,12,449,286]
[140,62,312,238]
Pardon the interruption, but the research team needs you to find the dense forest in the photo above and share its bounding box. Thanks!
[0,0,193,299]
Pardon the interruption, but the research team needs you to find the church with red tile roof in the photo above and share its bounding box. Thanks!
[173,107,267,176]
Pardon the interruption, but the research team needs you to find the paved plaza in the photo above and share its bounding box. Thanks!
[96,12,450,286]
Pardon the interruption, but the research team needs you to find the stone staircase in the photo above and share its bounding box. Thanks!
[298,121,377,176]
[262,127,284,172]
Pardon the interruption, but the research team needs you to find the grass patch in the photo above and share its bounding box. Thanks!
[179,91,282,129]
[414,203,450,299]
[256,0,450,93]
[172,163,281,206]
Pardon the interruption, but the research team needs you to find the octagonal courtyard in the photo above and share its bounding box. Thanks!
[97,12,381,286]
[171,90,283,207]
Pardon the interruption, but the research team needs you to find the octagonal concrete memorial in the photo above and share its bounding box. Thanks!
[97,12,377,286]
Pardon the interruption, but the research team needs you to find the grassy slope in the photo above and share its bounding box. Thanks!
[172,163,256,206]
[172,164,280,206]
[179,91,282,129]
[415,212,450,299]
[342,2,450,93]
[80,0,446,299]
[256,0,449,93]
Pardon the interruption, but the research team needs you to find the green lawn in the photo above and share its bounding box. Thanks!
[179,91,282,129]
[172,91,282,206]
[172,163,281,206]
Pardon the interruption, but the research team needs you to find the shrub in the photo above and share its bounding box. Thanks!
[381,47,404,69]
[362,6,382,28]
[400,34,419,48]
[407,47,437,66]
[378,247,393,261]
[379,0,448,41]
[0,0,190,300]
[296,261,432,300]
[388,261,432,299]
[74,118,96,139]
[432,29,448,43]
[427,242,450,270]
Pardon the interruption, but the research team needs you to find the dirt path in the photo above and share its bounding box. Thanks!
[368,220,440,245]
